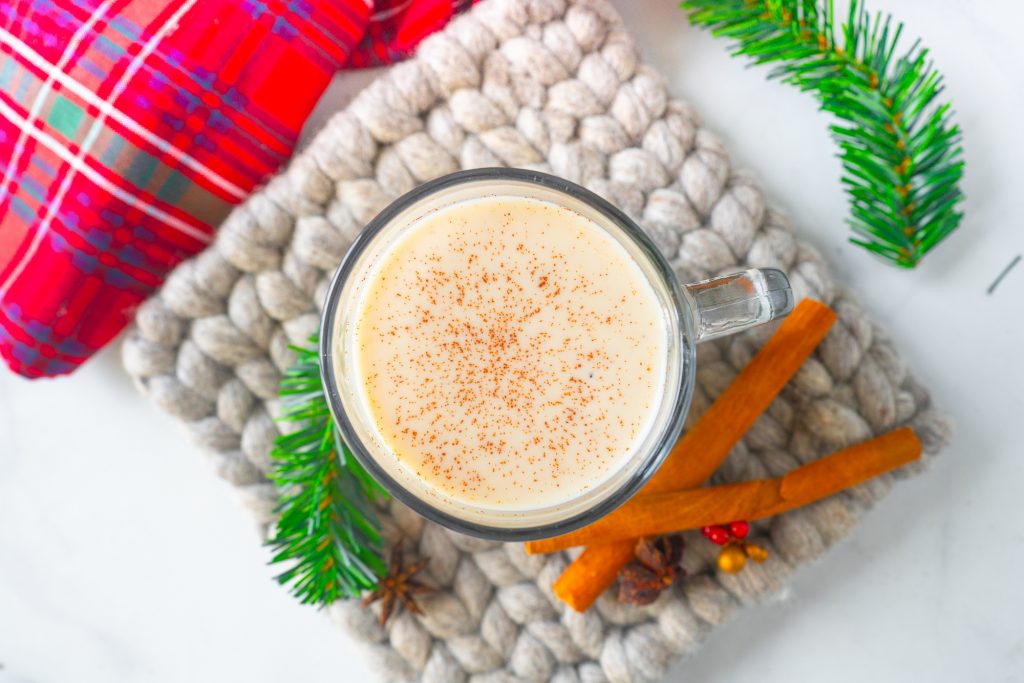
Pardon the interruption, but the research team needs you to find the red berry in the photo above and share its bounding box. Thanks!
[701,525,730,545]
[728,520,750,539]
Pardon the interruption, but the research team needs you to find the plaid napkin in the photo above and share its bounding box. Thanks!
[0,0,469,378]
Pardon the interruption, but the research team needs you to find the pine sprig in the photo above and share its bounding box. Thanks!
[682,0,965,267]
[266,334,388,605]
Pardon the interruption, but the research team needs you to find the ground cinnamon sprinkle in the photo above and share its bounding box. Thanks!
[353,195,668,508]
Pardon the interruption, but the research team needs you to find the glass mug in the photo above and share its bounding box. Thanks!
[320,168,793,541]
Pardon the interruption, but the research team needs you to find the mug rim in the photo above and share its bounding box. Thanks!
[319,168,696,541]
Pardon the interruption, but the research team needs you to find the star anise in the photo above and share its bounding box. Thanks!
[361,545,434,626]
[618,535,686,606]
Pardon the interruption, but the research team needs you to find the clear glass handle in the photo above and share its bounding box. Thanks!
[684,268,794,343]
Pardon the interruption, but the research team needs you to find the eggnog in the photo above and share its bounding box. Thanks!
[351,195,667,510]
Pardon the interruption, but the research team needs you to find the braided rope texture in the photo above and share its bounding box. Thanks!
[122,0,951,680]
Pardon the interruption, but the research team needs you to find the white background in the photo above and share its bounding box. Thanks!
[2,1,1023,681]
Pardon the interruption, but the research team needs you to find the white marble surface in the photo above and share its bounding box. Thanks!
[2,1,1023,681]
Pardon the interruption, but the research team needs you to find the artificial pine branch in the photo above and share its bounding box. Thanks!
[682,0,965,267]
[266,334,388,605]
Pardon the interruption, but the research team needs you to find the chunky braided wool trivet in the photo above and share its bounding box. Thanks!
[122,1,951,680]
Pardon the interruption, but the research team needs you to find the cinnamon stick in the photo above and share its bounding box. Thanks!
[533,299,836,612]
[774,427,922,511]
[532,427,921,552]
[631,299,837,497]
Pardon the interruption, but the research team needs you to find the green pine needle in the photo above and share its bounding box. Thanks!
[681,0,965,267]
[266,334,388,606]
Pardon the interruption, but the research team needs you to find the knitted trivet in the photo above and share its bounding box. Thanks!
[122,1,951,680]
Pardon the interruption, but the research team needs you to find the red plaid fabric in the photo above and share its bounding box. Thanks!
[0,0,470,378]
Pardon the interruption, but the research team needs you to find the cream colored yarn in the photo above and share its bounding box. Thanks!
[122,0,950,680]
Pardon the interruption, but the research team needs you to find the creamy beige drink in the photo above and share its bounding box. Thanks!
[351,195,667,510]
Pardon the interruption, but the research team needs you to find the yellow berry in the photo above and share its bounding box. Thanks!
[717,546,746,573]
[744,543,769,563]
